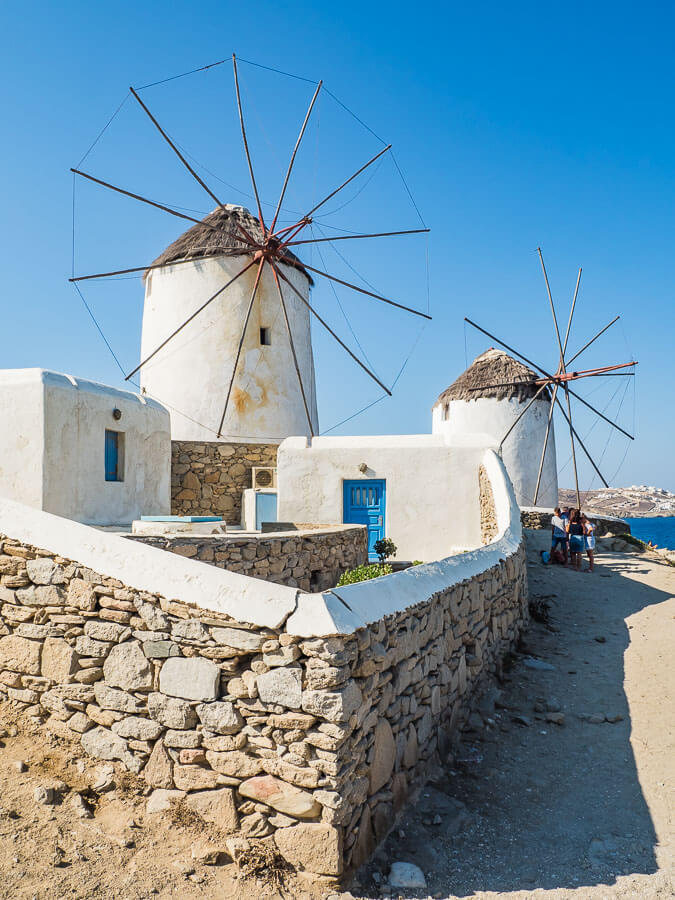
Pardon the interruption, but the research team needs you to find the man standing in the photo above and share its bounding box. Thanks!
[550,507,568,565]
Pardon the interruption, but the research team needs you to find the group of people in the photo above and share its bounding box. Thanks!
[549,507,596,572]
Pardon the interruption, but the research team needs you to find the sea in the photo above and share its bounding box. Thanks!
[625,516,675,550]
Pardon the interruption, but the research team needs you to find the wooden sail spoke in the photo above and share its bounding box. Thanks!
[71,168,220,230]
[566,386,634,440]
[533,383,560,506]
[554,394,610,489]
[271,262,392,396]
[69,251,242,283]
[269,80,323,235]
[129,87,226,212]
[498,382,551,451]
[232,54,267,236]
[563,385,581,509]
[270,266,315,436]
[216,257,266,437]
[125,258,257,381]
[562,268,582,360]
[300,144,392,222]
[566,316,620,368]
[537,248,565,370]
[283,257,432,320]
[464,318,552,382]
[283,228,430,247]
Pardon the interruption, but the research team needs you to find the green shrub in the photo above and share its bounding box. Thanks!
[337,563,393,586]
[412,560,424,566]
[373,538,397,562]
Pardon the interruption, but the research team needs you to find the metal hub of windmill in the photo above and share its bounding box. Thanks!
[69,54,431,439]
[465,248,637,508]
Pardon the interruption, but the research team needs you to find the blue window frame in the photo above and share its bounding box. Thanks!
[105,430,124,482]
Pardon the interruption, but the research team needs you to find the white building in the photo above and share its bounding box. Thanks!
[432,348,558,508]
[276,348,559,559]
[277,433,495,561]
[140,205,318,444]
[0,369,170,525]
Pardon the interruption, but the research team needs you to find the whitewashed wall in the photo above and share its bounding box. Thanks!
[141,254,318,443]
[276,434,492,561]
[0,370,170,525]
[432,396,558,508]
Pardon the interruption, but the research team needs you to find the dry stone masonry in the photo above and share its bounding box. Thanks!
[0,523,527,878]
[520,508,630,537]
[171,440,278,523]
[126,526,366,592]
[479,463,498,544]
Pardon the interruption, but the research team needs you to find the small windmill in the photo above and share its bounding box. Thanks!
[465,248,637,509]
[69,54,431,439]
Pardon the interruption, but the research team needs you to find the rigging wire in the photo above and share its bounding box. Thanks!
[72,283,126,377]
[237,57,318,86]
[314,222,387,296]
[588,375,632,490]
[76,92,130,168]
[310,226,377,371]
[136,58,231,91]
[313,157,385,218]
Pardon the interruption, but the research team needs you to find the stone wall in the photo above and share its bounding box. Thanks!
[171,441,278,523]
[125,526,367,592]
[479,463,498,545]
[0,526,527,879]
[520,508,630,537]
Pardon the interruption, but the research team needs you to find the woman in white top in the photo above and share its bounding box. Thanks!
[581,514,596,572]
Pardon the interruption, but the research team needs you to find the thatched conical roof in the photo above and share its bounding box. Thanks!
[146,204,311,282]
[434,348,549,405]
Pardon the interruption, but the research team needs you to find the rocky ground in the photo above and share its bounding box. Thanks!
[0,530,672,899]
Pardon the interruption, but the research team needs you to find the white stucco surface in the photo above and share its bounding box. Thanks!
[0,369,171,525]
[286,449,521,635]
[0,496,298,629]
[432,395,558,508]
[141,254,318,442]
[276,433,492,562]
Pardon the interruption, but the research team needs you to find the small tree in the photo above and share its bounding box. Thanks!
[373,538,397,563]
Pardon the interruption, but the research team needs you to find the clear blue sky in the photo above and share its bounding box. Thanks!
[1,1,672,491]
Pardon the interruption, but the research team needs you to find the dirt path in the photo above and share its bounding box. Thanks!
[353,529,674,899]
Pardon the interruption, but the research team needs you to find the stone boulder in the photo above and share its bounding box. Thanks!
[239,775,320,819]
[195,701,243,734]
[369,719,396,794]
[256,667,302,709]
[159,657,219,701]
[274,823,343,875]
[184,788,239,831]
[103,641,152,691]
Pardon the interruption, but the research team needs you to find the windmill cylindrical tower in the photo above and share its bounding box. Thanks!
[432,348,558,507]
[140,205,318,442]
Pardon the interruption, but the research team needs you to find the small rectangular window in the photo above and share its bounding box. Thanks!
[105,430,124,482]
[260,327,271,346]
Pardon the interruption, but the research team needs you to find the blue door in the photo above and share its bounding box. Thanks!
[343,480,386,561]
[256,492,278,530]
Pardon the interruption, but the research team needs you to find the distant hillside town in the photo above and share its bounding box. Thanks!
[559,485,675,518]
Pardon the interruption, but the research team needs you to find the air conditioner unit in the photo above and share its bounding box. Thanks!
[252,466,277,489]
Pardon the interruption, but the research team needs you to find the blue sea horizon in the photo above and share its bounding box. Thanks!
[625,517,675,551]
